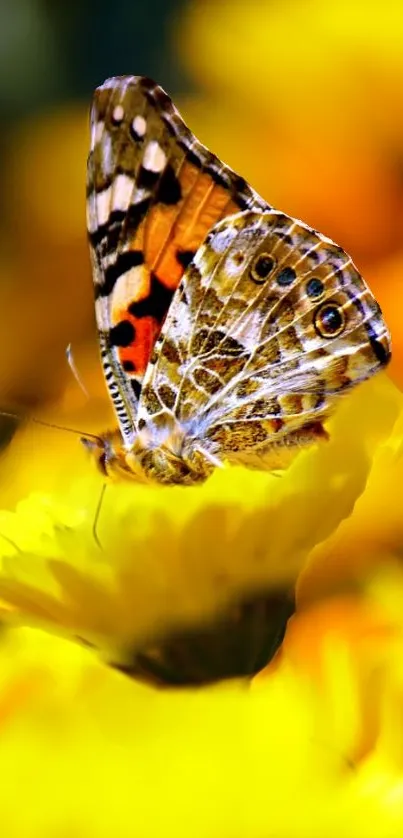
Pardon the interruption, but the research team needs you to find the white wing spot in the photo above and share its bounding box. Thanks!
[110,266,149,318]
[96,186,112,226]
[208,226,238,254]
[143,140,166,172]
[93,120,105,146]
[133,115,146,137]
[224,252,247,277]
[101,132,114,176]
[112,104,125,123]
[112,173,135,211]
[87,191,98,234]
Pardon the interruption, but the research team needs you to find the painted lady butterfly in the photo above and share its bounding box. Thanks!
[86,76,391,485]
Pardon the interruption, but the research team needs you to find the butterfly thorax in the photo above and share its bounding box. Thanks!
[82,422,215,485]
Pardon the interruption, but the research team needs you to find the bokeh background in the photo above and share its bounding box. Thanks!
[0,0,402,445]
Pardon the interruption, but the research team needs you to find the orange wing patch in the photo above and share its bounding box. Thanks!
[143,166,242,287]
[111,166,245,377]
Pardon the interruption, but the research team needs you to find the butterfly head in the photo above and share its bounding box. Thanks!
[81,430,148,482]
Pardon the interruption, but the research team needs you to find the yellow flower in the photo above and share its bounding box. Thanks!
[0,376,398,685]
[2,575,403,837]
[298,381,403,606]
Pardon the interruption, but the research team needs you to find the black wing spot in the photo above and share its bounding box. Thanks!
[369,336,390,366]
[128,273,174,322]
[131,379,142,400]
[89,209,125,248]
[122,360,136,372]
[156,164,182,205]
[137,166,160,189]
[90,199,151,262]
[176,249,196,269]
[109,320,136,347]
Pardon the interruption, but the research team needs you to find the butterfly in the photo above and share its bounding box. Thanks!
[86,75,391,485]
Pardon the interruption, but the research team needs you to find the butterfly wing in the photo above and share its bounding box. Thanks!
[138,210,390,469]
[87,75,269,445]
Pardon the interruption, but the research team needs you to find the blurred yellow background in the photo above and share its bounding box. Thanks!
[1,0,402,430]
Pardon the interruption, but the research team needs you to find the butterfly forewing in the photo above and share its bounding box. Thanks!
[87,76,269,445]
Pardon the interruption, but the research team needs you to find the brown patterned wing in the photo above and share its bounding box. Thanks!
[138,210,390,468]
[87,76,269,446]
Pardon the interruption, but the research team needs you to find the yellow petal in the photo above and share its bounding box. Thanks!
[0,376,397,677]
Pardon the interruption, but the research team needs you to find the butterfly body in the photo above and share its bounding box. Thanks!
[86,76,391,486]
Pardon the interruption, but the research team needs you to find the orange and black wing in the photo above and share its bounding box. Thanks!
[87,75,270,445]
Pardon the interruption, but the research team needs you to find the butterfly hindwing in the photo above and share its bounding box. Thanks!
[138,209,390,467]
[87,75,269,445]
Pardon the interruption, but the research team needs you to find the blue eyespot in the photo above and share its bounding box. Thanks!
[306,277,324,299]
[276,266,296,286]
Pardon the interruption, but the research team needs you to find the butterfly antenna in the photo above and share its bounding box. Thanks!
[0,410,104,447]
[66,343,90,399]
[92,483,107,550]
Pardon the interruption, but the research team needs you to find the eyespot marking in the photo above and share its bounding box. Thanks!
[277,266,296,287]
[306,277,324,299]
[314,303,345,338]
[250,253,274,284]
